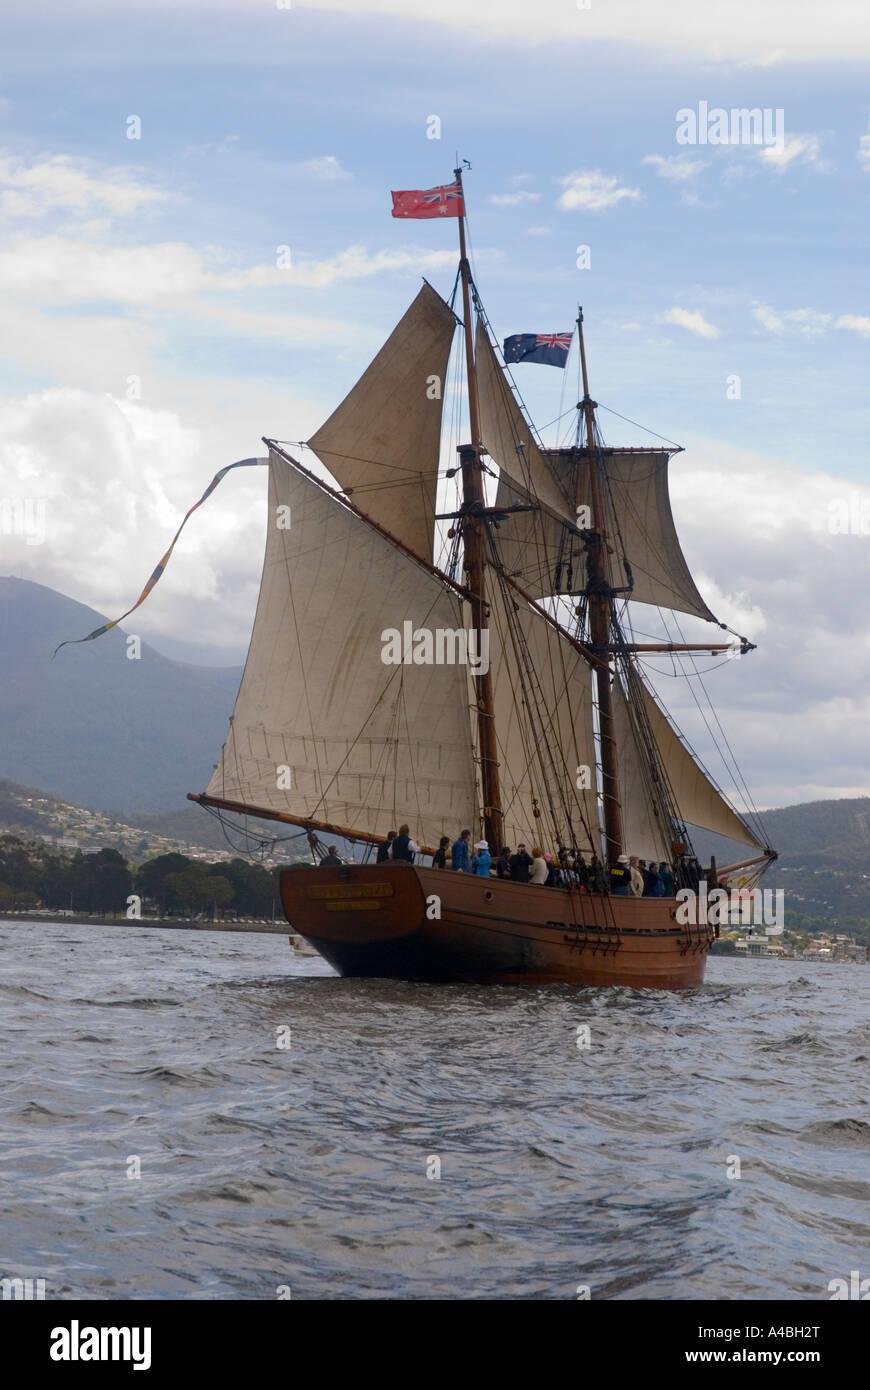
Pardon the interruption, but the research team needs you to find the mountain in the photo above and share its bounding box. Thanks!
[0,577,242,815]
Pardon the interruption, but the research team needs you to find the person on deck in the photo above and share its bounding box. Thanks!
[530,848,548,884]
[629,856,645,898]
[572,852,590,892]
[590,854,607,893]
[609,855,632,895]
[390,824,419,863]
[471,840,492,876]
[644,861,662,896]
[659,862,675,896]
[451,829,472,872]
[376,831,396,864]
[496,847,511,879]
[320,846,343,867]
[432,836,450,869]
[509,845,533,883]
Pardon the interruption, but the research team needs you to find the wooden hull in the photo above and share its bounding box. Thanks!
[279,865,713,990]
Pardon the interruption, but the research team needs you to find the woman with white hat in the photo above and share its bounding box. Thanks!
[471,840,492,876]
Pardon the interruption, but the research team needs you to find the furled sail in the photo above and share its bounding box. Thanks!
[205,451,478,843]
[484,590,600,855]
[308,282,457,561]
[613,672,765,852]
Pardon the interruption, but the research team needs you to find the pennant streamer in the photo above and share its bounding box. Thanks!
[52,457,268,658]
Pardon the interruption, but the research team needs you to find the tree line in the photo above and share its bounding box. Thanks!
[0,835,283,918]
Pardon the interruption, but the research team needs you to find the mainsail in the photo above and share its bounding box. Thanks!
[308,282,457,561]
[205,450,478,844]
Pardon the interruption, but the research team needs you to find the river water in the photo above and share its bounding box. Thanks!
[1,920,868,1300]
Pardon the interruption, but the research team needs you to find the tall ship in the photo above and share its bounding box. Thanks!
[185,167,775,988]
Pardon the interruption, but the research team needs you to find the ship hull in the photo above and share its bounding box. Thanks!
[280,865,712,990]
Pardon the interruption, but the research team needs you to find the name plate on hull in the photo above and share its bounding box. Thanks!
[306,883,395,900]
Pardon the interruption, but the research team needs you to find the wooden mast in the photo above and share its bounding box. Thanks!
[576,306,623,864]
[454,165,503,853]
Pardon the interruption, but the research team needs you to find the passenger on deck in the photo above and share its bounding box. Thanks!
[432,835,450,869]
[451,829,472,872]
[496,847,511,879]
[609,855,632,895]
[629,856,645,897]
[320,846,343,867]
[509,845,533,883]
[590,854,607,893]
[376,831,396,863]
[659,862,675,896]
[390,824,420,862]
[471,840,492,876]
[530,848,548,884]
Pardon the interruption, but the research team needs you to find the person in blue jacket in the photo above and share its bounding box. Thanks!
[471,840,492,876]
[451,828,471,872]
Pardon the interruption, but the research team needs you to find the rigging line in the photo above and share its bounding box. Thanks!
[658,604,770,837]
[535,404,582,437]
[596,402,684,451]
[641,611,769,843]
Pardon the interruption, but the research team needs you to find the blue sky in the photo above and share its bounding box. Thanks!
[1,0,869,808]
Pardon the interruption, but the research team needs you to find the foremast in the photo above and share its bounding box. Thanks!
[576,307,623,863]
[454,165,504,853]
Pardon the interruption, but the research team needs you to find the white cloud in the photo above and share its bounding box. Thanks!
[0,235,462,302]
[524,224,552,236]
[836,314,870,337]
[859,128,870,172]
[556,169,641,212]
[489,189,540,206]
[0,153,168,221]
[299,155,352,180]
[183,134,240,157]
[508,172,534,187]
[757,132,828,171]
[752,303,833,336]
[643,153,709,183]
[663,307,720,339]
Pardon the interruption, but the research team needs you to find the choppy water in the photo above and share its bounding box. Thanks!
[1,920,869,1300]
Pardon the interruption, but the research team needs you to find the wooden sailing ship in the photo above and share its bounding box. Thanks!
[189,167,775,988]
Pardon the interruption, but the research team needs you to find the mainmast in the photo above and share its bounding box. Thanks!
[454,165,503,852]
[576,307,623,863]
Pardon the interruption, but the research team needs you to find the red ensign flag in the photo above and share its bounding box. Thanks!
[391,180,465,219]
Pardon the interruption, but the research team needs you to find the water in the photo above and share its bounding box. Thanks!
[2,920,868,1300]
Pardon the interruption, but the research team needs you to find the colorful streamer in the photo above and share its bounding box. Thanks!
[52,457,268,658]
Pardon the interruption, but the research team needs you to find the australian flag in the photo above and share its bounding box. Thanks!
[503,331,573,367]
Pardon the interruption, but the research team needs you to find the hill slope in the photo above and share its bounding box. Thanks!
[0,577,242,815]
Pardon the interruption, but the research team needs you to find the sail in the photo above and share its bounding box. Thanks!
[613,673,765,853]
[205,451,477,843]
[484,590,600,855]
[308,282,457,561]
[611,679,673,864]
[491,450,715,621]
[475,319,573,517]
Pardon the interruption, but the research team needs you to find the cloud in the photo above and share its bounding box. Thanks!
[0,235,462,302]
[0,152,168,221]
[299,155,352,180]
[524,224,552,236]
[836,314,870,337]
[183,134,240,157]
[556,169,641,212]
[859,128,870,172]
[757,132,828,172]
[643,153,709,183]
[663,307,720,339]
[489,189,541,206]
[752,304,833,336]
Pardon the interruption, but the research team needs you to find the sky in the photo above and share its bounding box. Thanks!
[0,0,869,814]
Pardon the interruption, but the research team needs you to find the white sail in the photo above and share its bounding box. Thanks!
[309,282,457,562]
[613,673,765,852]
[205,451,477,844]
[484,591,600,855]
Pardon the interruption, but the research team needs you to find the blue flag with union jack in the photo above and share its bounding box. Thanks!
[503,331,573,367]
